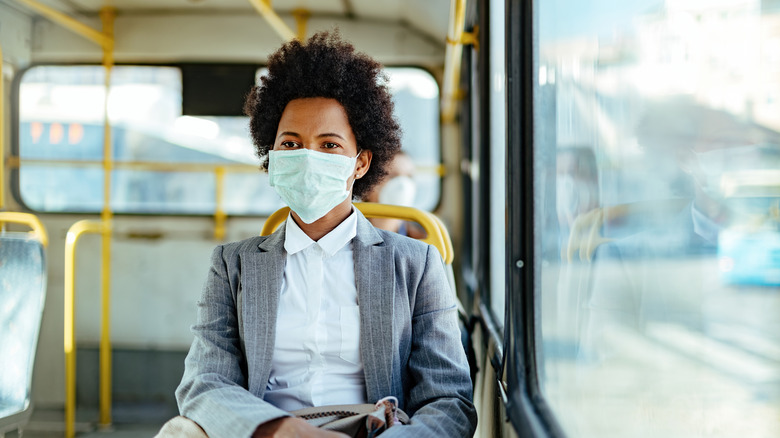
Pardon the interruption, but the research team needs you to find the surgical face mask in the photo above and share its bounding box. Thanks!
[268,148,359,224]
[378,176,417,207]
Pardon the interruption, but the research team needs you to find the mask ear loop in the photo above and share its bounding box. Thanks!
[354,149,365,179]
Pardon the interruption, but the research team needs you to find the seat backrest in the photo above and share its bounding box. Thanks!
[0,213,48,435]
[261,204,471,357]
[261,203,451,264]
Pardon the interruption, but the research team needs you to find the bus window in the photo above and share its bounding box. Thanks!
[17,65,267,214]
[537,1,780,437]
[16,65,441,215]
[489,0,507,323]
[386,68,442,211]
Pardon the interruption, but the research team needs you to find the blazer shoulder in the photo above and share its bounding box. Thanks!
[218,235,268,257]
[374,228,432,258]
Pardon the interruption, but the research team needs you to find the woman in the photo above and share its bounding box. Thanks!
[172,32,476,438]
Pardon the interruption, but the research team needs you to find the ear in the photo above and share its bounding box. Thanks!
[355,150,373,179]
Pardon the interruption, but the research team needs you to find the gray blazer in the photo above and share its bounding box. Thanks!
[176,210,477,437]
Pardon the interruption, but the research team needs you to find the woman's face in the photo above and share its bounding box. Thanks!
[273,97,371,192]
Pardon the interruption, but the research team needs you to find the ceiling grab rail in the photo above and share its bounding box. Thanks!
[247,0,297,41]
[9,0,113,50]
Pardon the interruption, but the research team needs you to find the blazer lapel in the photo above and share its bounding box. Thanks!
[353,211,396,402]
[240,225,286,394]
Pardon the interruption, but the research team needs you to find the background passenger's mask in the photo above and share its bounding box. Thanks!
[269,149,359,224]
[378,176,417,207]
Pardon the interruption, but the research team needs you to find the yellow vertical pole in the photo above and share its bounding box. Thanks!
[0,43,4,210]
[64,221,104,438]
[99,6,116,429]
[214,166,226,240]
[292,9,310,41]
[64,230,78,438]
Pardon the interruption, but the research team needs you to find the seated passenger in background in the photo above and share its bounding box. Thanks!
[363,151,426,238]
[163,31,476,438]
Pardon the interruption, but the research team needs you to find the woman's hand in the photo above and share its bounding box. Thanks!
[252,417,350,438]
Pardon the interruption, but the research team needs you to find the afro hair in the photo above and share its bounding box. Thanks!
[244,30,402,199]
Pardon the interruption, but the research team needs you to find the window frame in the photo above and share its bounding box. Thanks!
[504,0,567,436]
[10,62,444,216]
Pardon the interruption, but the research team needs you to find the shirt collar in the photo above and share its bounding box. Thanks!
[283,209,358,257]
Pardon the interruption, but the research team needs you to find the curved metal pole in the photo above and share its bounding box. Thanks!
[0,212,49,246]
[64,220,106,438]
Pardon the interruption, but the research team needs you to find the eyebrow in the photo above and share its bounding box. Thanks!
[276,131,346,141]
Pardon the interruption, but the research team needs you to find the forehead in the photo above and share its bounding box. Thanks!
[277,97,354,134]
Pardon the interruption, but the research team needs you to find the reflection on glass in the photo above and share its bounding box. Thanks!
[537,1,780,437]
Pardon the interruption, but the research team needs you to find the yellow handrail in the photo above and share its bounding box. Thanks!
[426,211,454,265]
[64,220,110,438]
[260,203,451,264]
[292,8,311,41]
[214,166,227,240]
[7,158,446,177]
[0,212,49,247]
[441,0,470,123]
[98,8,115,429]
[9,0,113,50]
[247,0,297,41]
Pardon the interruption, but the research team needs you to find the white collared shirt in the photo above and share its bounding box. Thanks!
[263,210,367,411]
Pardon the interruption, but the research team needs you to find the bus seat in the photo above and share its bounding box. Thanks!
[0,213,48,436]
[261,203,450,264]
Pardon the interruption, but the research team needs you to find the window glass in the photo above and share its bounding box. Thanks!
[537,1,780,437]
[18,65,440,214]
[386,68,441,211]
[490,0,507,321]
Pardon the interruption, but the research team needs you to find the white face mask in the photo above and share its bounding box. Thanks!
[378,176,417,207]
[269,148,360,224]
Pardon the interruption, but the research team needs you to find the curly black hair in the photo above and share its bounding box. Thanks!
[244,30,402,199]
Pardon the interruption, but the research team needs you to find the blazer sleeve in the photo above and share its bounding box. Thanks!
[384,244,478,438]
[176,245,290,438]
